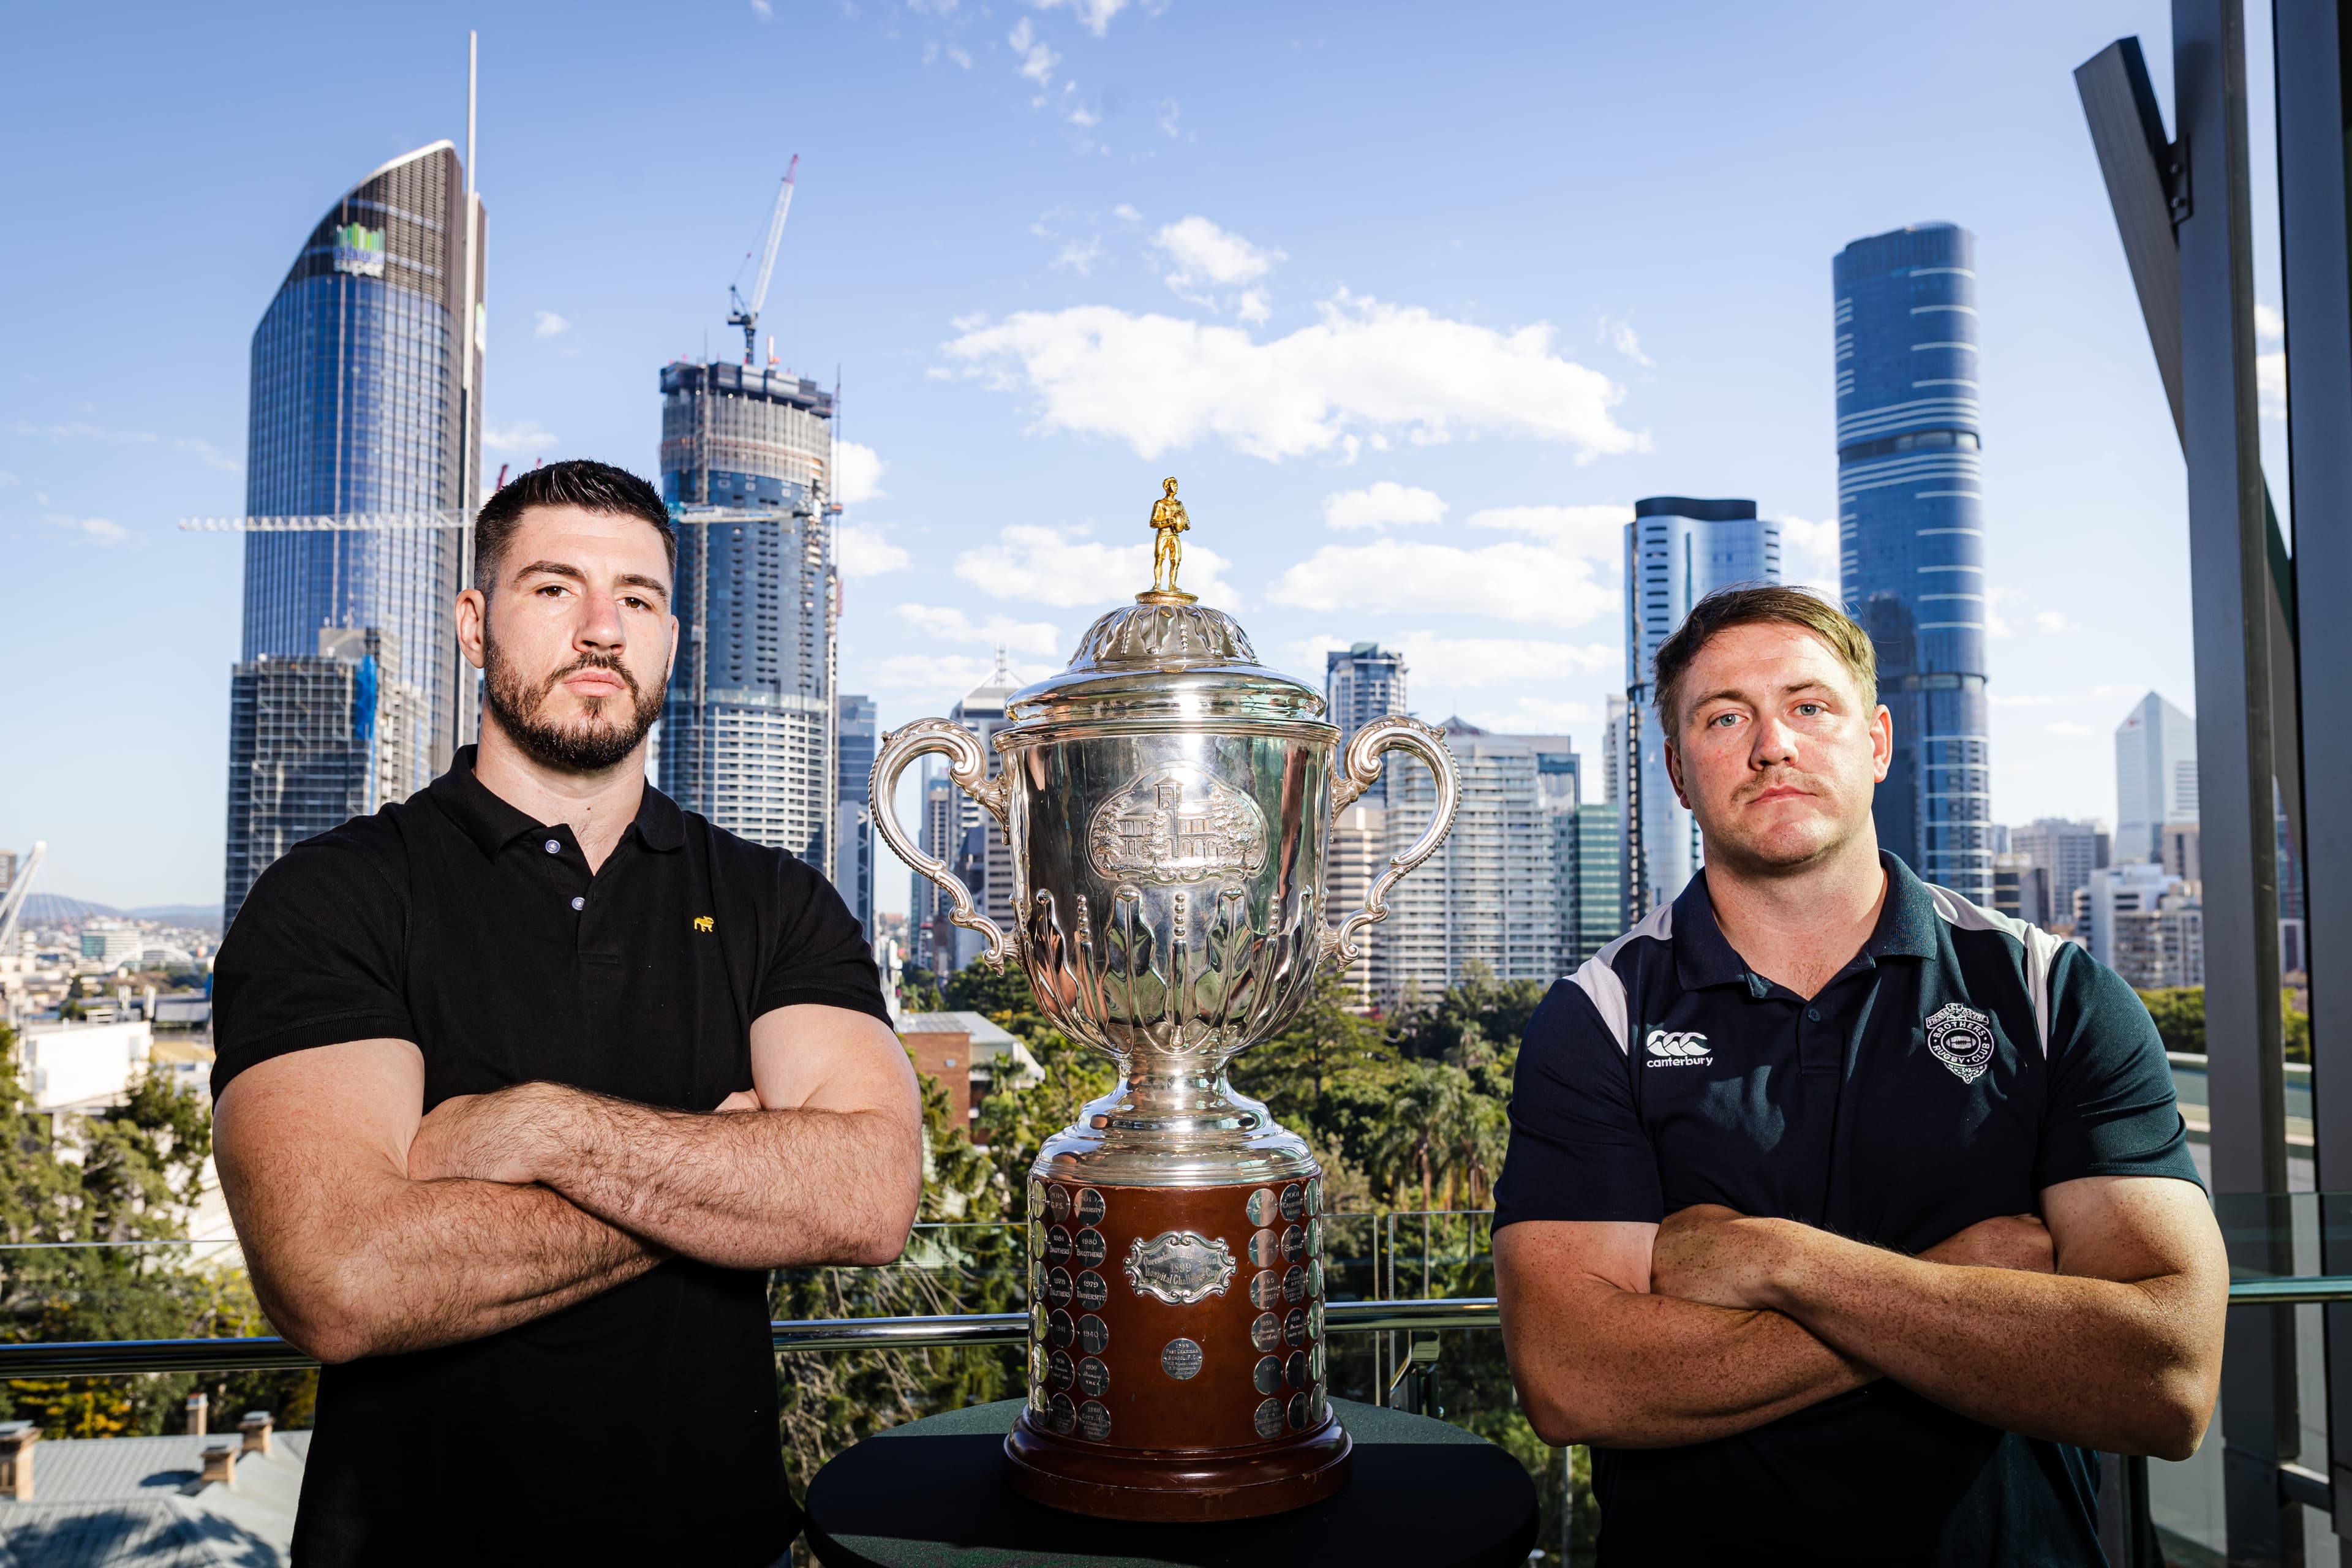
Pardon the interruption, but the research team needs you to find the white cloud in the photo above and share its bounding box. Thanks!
[2034,608,2081,633]
[45,513,126,545]
[956,522,1237,608]
[1267,538,1615,628]
[751,0,773,17]
[1600,316,1653,366]
[835,522,910,579]
[1236,289,1271,325]
[2260,351,2286,418]
[895,601,1063,655]
[2043,720,2094,737]
[1008,18,1060,83]
[174,437,241,473]
[1467,503,1630,562]
[2256,301,2285,341]
[1053,236,1102,274]
[1459,696,1597,734]
[834,440,887,504]
[1294,631,1615,688]
[1030,0,1129,35]
[1990,693,2075,707]
[533,311,571,338]
[1322,481,1448,532]
[483,421,559,454]
[1158,100,1182,138]
[1153,216,1281,289]
[13,420,154,444]
[1774,513,1841,595]
[1112,203,1142,222]
[871,652,1058,695]
[941,292,1646,463]
[948,43,974,68]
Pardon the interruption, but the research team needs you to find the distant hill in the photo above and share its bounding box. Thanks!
[20,895,222,932]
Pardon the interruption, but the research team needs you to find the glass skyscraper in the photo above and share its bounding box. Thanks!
[1620,497,1781,919]
[229,140,483,924]
[1834,222,1992,902]
[657,362,840,868]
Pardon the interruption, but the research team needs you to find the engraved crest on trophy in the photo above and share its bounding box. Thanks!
[870,480,1461,1522]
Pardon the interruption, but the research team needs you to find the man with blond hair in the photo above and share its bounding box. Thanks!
[1493,586,2225,1565]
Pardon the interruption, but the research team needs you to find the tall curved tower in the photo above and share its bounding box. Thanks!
[240,140,486,787]
[1834,222,1992,903]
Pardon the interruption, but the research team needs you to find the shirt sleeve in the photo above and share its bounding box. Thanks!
[211,834,413,1100]
[1493,978,1664,1229]
[2033,944,2205,1192]
[752,855,894,1028]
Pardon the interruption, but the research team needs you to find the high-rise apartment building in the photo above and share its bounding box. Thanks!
[1834,222,1993,903]
[1325,642,1408,807]
[1327,801,1387,1006]
[1992,852,2050,928]
[239,141,484,791]
[835,693,878,938]
[224,628,423,927]
[1621,497,1781,918]
[1554,801,1624,967]
[1373,722,1575,999]
[2114,692,2198,865]
[2007,819,2110,920]
[655,363,839,867]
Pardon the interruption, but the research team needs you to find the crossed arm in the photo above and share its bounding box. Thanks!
[1495,1175,2227,1460]
[214,1004,922,1364]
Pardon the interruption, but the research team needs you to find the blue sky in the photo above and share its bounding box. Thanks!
[0,0,2287,911]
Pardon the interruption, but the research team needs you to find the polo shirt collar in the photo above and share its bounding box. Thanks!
[1672,848,1940,990]
[431,745,686,859]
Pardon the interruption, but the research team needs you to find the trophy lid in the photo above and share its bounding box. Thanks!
[1003,479,1328,730]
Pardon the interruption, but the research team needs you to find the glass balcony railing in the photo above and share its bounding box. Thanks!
[3,1208,2350,1565]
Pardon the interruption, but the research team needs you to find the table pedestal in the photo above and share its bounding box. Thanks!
[804,1396,1540,1568]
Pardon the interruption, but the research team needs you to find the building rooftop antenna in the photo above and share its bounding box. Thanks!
[727,155,799,368]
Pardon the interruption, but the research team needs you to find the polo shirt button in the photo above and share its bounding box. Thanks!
[570,896,585,911]
[1806,1008,1821,1022]
[545,839,562,854]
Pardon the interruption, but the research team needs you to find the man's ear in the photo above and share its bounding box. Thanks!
[455,587,488,672]
[1664,733,1692,810]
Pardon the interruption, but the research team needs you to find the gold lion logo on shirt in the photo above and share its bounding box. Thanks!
[692,916,715,933]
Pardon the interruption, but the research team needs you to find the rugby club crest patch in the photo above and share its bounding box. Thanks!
[1925,1003,1996,1084]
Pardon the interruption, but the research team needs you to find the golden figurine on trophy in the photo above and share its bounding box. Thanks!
[1144,476,1194,603]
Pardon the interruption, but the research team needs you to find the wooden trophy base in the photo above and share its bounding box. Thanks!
[1004,1409,1352,1521]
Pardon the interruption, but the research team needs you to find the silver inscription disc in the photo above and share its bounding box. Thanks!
[1288,1391,1311,1431]
[1161,1337,1204,1380]
[1254,1397,1285,1441]
[1075,1270,1107,1311]
[1308,1216,1323,1256]
[1251,1312,1282,1352]
[1249,1228,1280,1267]
[1283,1265,1306,1304]
[1284,1308,1306,1346]
[1250,1270,1283,1310]
[1246,1188,1275,1227]
[1311,1341,1325,1381]
[1044,1226,1072,1265]
[1253,1354,1284,1395]
[1074,1228,1107,1269]
[1305,1176,1322,1215]
[1286,1350,1308,1389]
[1309,1302,1324,1340]
[1077,1314,1110,1355]
[1046,1184,1072,1223]
[1027,1178,1045,1218]
[1046,1268,1072,1308]
[1079,1355,1111,1397]
[1049,1392,1077,1435]
[1048,1348,1075,1389]
[1047,1309,1074,1348]
[1074,1188,1107,1227]
[1030,1303,1047,1342]
[1077,1400,1110,1442]
[1028,1220,1045,1259]
[1282,1224,1306,1263]
[1280,1183,1305,1223]
[1310,1258,1324,1297]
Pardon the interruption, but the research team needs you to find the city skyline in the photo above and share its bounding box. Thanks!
[2,1,2284,910]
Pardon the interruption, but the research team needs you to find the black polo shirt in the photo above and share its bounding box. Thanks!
[1494,853,2199,1567]
[213,747,890,1568]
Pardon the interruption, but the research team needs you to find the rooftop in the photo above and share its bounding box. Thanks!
[0,1429,309,1566]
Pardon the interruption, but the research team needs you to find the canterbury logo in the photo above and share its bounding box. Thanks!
[1644,1028,1712,1066]
[692,916,715,933]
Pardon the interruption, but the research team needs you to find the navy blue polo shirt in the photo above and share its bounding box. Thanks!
[1494,853,2199,1567]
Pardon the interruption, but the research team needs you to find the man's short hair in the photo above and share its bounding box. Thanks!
[473,460,677,591]
[1651,585,1879,734]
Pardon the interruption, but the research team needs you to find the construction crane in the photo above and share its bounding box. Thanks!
[0,842,45,960]
[725,156,799,368]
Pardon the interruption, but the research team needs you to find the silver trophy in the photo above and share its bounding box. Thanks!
[870,480,1460,1520]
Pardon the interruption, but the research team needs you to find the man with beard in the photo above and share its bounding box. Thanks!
[210,461,920,1566]
[1492,587,2225,1566]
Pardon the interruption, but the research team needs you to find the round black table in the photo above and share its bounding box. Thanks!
[803,1396,1540,1568]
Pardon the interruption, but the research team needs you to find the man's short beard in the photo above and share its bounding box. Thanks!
[483,633,664,774]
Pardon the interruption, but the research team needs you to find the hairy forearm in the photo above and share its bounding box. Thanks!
[244,1174,662,1362]
[529,1090,919,1270]
[1765,1234,2212,1457]
[1509,1286,1875,1448]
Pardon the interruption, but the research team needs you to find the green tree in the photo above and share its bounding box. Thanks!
[2136,986,2312,1063]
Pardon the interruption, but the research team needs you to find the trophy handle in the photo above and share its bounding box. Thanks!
[868,718,1015,970]
[1322,715,1461,967]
